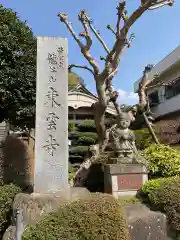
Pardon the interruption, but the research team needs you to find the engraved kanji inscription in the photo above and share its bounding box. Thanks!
[50,66,57,72]
[47,53,57,65]
[49,76,56,83]
[46,112,59,131]
[43,134,59,156]
[47,47,65,69]
[45,87,61,108]
[57,47,64,54]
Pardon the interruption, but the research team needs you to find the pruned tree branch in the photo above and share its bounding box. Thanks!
[108,0,152,69]
[116,1,127,37]
[68,64,95,76]
[107,25,116,36]
[87,20,110,54]
[58,12,99,75]
[58,13,84,49]
[78,10,92,51]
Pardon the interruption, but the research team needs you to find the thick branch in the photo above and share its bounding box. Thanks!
[68,64,95,76]
[108,0,152,69]
[116,1,127,37]
[58,12,100,75]
[122,1,152,34]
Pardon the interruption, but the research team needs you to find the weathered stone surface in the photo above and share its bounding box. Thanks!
[125,203,168,240]
[2,187,90,240]
[2,226,16,240]
[12,187,90,225]
[35,37,68,193]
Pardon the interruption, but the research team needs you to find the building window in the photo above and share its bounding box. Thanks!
[165,77,180,99]
[148,91,159,107]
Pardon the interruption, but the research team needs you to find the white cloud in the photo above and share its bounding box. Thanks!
[118,88,138,105]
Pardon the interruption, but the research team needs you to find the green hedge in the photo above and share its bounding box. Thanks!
[78,136,96,145]
[69,146,89,157]
[141,144,180,178]
[0,183,21,237]
[78,120,96,132]
[68,121,77,132]
[142,177,180,233]
[134,128,154,149]
[22,193,130,240]
[69,132,98,141]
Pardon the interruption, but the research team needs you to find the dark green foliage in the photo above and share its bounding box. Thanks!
[134,128,154,149]
[68,162,76,182]
[143,177,180,233]
[69,146,89,157]
[69,131,98,141]
[22,193,130,240]
[78,136,96,145]
[78,119,96,132]
[69,120,98,164]
[0,183,21,237]
[141,144,180,178]
[0,5,36,129]
[85,164,104,192]
[68,121,77,132]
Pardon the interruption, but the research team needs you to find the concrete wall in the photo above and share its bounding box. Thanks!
[148,63,180,118]
[134,45,180,93]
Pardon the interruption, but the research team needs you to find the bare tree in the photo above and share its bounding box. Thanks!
[58,0,174,186]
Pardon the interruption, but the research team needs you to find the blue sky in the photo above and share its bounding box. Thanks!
[2,0,180,105]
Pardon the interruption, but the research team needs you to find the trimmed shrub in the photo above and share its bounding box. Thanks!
[69,132,98,141]
[68,163,76,182]
[78,119,96,132]
[134,128,154,149]
[141,178,167,197]
[148,177,180,232]
[22,193,130,240]
[68,121,77,132]
[141,144,180,177]
[78,136,96,145]
[0,183,21,237]
[69,146,89,157]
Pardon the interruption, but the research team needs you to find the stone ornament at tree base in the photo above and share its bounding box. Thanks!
[109,112,144,165]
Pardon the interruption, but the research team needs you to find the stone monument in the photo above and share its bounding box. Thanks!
[34,36,69,193]
[104,112,148,198]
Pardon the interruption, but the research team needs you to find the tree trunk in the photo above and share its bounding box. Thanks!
[94,77,108,149]
[143,112,160,144]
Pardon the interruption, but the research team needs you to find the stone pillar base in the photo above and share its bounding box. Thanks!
[2,187,90,240]
[104,163,148,198]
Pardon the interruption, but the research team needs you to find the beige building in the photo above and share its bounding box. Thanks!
[134,45,180,119]
[68,83,117,123]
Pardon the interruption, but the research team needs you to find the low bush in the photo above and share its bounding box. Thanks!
[0,183,21,237]
[141,178,167,197]
[141,144,180,178]
[69,146,89,157]
[78,136,96,145]
[78,119,96,132]
[147,177,180,233]
[134,128,154,149]
[68,121,77,132]
[22,193,130,240]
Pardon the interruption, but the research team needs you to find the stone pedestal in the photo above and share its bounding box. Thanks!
[104,163,148,198]
[3,187,90,240]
